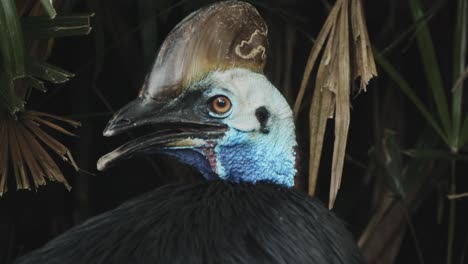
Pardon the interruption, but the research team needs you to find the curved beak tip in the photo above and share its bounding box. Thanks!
[103,129,114,137]
[96,156,108,171]
[102,119,121,137]
[96,151,118,171]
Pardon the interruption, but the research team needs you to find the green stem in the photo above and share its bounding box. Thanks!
[447,160,456,264]
[447,2,466,261]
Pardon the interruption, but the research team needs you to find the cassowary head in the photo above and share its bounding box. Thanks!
[97,1,298,187]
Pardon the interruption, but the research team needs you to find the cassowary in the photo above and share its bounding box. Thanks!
[16,1,366,263]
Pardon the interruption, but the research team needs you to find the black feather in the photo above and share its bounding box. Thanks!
[16,181,365,264]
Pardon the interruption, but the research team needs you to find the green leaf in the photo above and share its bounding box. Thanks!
[26,59,74,84]
[22,14,94,39]
[373,49,449,145]
[403,149,468,162]
[0,0,26,113]
[0,0,25,77]
[451,0,467,151]
[409,0,451,137]
[40,0,57,19]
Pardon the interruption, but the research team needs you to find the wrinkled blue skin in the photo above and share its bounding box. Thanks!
[215,128,296,187]
[164,128,296,187]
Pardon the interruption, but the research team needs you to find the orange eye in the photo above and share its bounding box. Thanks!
[209,95,232,116]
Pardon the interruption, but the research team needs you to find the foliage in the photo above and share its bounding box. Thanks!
[0,0,92,195]
[359,0,468,263]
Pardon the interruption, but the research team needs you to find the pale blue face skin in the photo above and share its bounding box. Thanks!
[169,69,298,187]
[215,128,296,186]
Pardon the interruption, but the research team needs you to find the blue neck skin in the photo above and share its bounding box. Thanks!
[164,128,297,187]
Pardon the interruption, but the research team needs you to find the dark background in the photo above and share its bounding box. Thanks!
[1,0,467,263]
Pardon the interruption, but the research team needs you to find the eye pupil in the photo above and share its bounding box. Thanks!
[217,98,227,108]
[210,95,232,116]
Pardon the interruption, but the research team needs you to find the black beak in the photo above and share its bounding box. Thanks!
[97,96,226,171]
[102,97,164,137]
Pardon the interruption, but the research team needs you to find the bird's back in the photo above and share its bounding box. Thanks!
[16,180,364,264]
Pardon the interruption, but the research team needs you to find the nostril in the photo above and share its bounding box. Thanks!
[115,118,132,126]
[255,106,270,134]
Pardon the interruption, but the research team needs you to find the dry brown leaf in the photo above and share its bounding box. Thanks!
[16,125,47,188]
[24,119,69,157]
[24,128,71,189]
[30,114,77,137]
[295,0,341,195]
[29,111,81,127]
[350,0,377,90]
[307,18,338,195]
[0,111,79,195]
[329,1,351,208]
[293,0,377,208]
[293,1,341,116]
[24,119,79,171]
[8,118,30,190]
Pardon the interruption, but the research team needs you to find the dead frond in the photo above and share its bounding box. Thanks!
[0,110,80,196]
[293,0,377,208]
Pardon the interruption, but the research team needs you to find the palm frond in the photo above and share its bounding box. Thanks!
[0,0,92,196]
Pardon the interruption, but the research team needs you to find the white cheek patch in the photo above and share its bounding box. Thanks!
[210,69,286,133]
[229,104,258,131]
